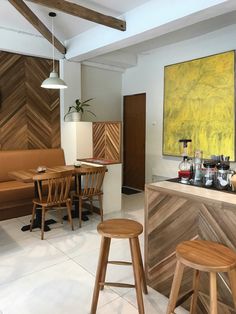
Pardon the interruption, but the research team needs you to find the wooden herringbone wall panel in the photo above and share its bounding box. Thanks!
[93,122,121,161]
[0,51,60,150]
[146,185,236,313]
[93,123,106,159]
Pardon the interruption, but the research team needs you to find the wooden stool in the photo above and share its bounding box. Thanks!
[166,240,236,314]
[90,219,148,314]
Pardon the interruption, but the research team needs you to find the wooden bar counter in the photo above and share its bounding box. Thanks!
[145,180,236,313]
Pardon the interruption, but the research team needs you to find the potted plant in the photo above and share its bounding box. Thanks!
[64,98,96,121]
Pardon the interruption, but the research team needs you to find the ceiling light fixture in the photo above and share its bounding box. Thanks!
[41,12,67,89]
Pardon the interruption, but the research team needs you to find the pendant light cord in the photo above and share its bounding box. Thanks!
[52,15,55,72]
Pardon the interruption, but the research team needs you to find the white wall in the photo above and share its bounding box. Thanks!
[81,65,122,121]
[122,24,236,182]
[60,60,81,164]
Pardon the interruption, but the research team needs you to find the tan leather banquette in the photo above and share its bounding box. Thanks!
[0,148,65,220]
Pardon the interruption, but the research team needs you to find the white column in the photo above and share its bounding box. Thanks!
[60,59,81,164]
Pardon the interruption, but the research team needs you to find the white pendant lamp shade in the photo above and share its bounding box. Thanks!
[41,12,67,90]
[41,71,67,89]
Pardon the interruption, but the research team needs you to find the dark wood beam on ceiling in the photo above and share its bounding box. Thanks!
[9,0,66,54]
[26,0,126,31]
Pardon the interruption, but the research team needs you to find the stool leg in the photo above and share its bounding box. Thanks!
[190,270,200,314]
[210,272,217,314]
[130,238,145,314]
[228,269,236,309]
[91,236,110,314]
[135,237,148,294]
[100,238,111,291]
[166,260,185,314]
[98,195,103,222]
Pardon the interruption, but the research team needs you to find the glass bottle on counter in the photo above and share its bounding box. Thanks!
[193,150,203,185]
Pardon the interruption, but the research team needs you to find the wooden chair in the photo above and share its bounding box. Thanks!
[73,166,106,228]
[91,219,148,314]
[166,240,236,314]
[30,170,74,240]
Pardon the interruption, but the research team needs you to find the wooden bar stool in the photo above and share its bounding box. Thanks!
[166,240,236,314]
[90,219,148,314]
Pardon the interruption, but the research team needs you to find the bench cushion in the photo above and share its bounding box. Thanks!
[0,181,34,202]
[0,148,65,182]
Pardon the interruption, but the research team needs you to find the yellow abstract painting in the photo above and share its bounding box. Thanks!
[163,51,235,160]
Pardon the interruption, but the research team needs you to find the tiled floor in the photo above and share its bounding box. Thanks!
[0,193,189,314]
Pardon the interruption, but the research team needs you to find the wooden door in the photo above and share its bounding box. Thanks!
[123,93,146,190]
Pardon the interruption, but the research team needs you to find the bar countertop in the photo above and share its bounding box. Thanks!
[78,158,121,166]
[146,180,236,205]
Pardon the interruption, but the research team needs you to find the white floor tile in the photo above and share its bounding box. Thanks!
[97,296,138,314]
[0,259,118,314]
[0,237,68,285]
[0,193,189,314]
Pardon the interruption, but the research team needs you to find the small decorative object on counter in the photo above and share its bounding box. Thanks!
[74,161,81,168]
[36,166,46,173]
[178,139,192,184]
[215,162,231,190]
[202,161,216,187]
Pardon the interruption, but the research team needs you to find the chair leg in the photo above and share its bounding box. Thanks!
[79,197,82,228]
[190,270,200,314]
[66,199,74,231]
[100,238,111,291]
[130,237,145,314]
[58,203,63,224]
[89,197,94,214]
[166,260,185,314]
[98,195,103,222]
[135,237,148,295]
[30,203,37,232]
[228,269,236,309]
[210,272,218,314]
[41,207,46,240]
[91,236,110,314]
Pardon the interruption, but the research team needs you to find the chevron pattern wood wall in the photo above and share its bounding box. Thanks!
[145,184,236,313]
[93,122,121,161]
[0,51,60,150]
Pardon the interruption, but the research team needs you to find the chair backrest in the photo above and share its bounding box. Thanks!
[76,166,106,197]
[33,170,73,205]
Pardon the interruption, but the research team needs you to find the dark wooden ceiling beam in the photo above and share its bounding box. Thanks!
[9,0,66,54]
[26,0,126,31]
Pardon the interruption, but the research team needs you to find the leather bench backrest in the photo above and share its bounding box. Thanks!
[0,148,65,182]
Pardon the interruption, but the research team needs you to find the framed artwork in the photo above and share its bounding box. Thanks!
[163,50,235,160]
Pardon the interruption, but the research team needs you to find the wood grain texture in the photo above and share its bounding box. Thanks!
[26,0,126,31]
[0,51,60,150]
[8,0,65,54]
[93,122,121,162]
[145,183,236,313]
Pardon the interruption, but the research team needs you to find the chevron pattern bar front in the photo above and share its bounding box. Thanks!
[0,51,60,150]
[145,181,236,313]
[93,122,121,161]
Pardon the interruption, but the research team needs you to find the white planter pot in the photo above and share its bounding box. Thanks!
[71,112,82,122]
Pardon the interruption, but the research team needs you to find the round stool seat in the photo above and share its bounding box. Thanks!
[97,219,143,239]
[176,240,236,272]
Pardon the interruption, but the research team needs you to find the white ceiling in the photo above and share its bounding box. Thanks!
[1,0,236,69]
[0,0,151,40]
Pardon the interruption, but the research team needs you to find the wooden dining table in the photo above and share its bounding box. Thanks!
[9,164,97,232]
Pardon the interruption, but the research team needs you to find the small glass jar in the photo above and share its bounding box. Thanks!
[215,163,230,190]
[178,157,191,184]
[202,162,216,188]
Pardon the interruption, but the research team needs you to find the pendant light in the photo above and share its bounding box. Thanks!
[41,12,67,89]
